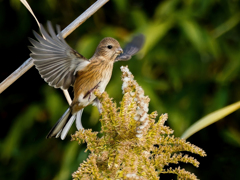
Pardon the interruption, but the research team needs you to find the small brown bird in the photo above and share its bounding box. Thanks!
[28,21,145,140]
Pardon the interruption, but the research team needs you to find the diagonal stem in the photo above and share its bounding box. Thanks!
[0,0,109,105]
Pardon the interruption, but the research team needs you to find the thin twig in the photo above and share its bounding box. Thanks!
[0,0,109,104]
[20,0,40,27]
[63,90,72,105]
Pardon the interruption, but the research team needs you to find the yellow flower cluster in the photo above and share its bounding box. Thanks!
[71,66,206,180]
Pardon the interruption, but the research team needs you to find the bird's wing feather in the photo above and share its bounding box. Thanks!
[115,34,145,62]
[29,21,90,89]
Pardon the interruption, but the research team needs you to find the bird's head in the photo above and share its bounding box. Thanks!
[93,37,123,61]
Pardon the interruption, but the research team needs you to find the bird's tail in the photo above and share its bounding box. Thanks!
[46,108,84,140]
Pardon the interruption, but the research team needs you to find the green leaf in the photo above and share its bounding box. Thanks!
[181,101,240,139]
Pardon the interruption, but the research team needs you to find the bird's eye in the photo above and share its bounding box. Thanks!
[107,45,112,49]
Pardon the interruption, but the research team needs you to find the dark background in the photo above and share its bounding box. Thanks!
[1,0,240,179]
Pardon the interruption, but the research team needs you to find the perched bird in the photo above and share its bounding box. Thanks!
[28,21,145,140]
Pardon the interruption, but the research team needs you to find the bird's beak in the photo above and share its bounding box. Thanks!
[116,48,123,55]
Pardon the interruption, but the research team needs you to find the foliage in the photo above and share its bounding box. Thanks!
[71,66,206,180]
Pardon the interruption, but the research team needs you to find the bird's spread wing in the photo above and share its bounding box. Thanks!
[115,34,145,62]
[28,21,90,90]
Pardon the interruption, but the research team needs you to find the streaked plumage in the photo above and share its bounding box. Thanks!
[29,21,145,140]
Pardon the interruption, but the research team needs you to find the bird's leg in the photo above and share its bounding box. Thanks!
[83,81,101,101]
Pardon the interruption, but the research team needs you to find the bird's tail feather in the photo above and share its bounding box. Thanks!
[46,108,71,139]
[61,108,84,140]
[46,108,84,140]
[76,108,84,130]
[60,115,76,140]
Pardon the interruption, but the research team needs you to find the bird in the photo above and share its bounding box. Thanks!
[28,21,145,140]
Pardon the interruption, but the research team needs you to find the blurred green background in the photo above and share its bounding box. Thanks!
[1,0,240,179]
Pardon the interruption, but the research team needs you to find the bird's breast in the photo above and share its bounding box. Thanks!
[72,60,114,110]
